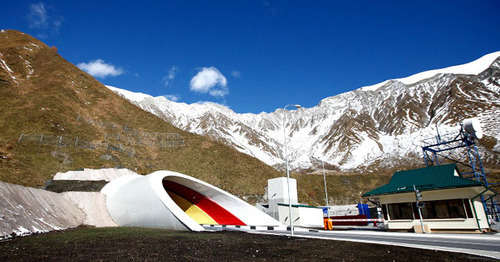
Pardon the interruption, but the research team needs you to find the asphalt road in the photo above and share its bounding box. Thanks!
[293,230,500,259]
[208,226,500,259]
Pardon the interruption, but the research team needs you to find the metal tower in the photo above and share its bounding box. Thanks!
[420,119,499,222]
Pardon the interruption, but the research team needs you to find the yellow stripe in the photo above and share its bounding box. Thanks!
[167,191,218,225]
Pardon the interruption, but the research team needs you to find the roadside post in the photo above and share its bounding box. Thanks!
[414,184,425,233]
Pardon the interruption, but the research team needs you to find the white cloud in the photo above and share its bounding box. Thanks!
[190,67,228,97]
[231,70,241,78]
[208,88,229,97]
[28,3,48,28]
[163,94,180,102]
[27,3,64,36]
[163,66,179,86]
[77,59,124,78]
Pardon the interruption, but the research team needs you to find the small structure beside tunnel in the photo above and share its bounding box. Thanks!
[363,164,496,233]
[263,177,324,228]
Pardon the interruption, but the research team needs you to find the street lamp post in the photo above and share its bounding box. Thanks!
[322,160,329,212]
[282,104,301,237]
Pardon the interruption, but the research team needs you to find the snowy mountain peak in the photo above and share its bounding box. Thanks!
[106,85,152,103]
[360,51,500,91]
[108,52,500,171]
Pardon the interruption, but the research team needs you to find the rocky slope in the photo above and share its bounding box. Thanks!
[109,52,500,172]
[0,30,281,200]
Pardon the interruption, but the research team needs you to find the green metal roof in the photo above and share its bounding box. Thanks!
[363,164,484,197]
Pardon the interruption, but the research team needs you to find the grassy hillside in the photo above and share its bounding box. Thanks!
[0,30,400,205]
[295,170,391,206]
[0,30,284,200]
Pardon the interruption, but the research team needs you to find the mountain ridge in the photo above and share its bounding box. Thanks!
[109,52,500,172]
[359,51,500,91]
[1,30,496,205]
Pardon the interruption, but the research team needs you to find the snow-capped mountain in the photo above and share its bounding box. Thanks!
[108,51,500,171]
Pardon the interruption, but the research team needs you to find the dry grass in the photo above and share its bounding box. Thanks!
[0,30,280,201]
[294,171,392,205]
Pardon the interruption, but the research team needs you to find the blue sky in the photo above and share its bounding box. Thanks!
[2,1,499,113]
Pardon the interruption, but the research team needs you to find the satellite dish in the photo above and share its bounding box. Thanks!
[462,118,483,139]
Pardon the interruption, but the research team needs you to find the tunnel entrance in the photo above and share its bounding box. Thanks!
[162,180,245,226]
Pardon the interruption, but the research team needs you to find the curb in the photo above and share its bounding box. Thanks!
[202,224,321,233]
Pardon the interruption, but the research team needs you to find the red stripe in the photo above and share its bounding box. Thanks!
[163,180,245,226]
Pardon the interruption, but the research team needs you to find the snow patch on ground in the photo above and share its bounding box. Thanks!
[0,181,85,239]
[494,141,500,153]
[0,54,13,73]
[0,169,133,239]
[0,52,20,85]
[342,134,381,169]
[107,85,152,103]
[54,168,138,181]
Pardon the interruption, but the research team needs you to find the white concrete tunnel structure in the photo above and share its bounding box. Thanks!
[101,170,282,231]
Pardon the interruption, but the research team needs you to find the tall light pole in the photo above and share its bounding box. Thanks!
[282,104,301,237]
[322,160,329,211]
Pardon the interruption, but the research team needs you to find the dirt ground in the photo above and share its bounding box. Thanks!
[0,227,495,261]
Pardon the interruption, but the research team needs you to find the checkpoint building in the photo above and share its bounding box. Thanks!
[363,164,496,233]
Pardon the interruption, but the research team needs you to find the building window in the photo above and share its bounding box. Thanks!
[434,200,451,218]
[464,199,473,218]
[448,199,467,218]
[388,202,414,220]
[382,204,388,220]
[420,199,468,219]
[386,199,471,221]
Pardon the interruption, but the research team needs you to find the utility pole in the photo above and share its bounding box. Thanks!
[282,104,301,237]
[322,160,329,210]
[414,184,425,233]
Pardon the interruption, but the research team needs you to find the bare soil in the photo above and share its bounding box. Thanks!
[0,227,494,261]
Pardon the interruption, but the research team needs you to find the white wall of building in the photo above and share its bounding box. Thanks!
[268,177,298,205]
[266,177,298,220]
[277,205,323,228]
[376,186,491,231]
[298,206,324,228]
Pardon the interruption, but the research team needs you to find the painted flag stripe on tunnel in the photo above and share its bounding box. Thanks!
[167,190,218,225]
[163,180,246,226]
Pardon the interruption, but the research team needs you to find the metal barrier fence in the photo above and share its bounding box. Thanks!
[101,132,184,147]
[76,115,181,141]
[16,115,186,159]
[17,133,186,158]
[17,134,136,157]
